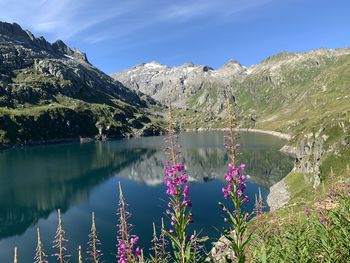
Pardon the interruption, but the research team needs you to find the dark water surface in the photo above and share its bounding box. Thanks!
[0,131,293,262]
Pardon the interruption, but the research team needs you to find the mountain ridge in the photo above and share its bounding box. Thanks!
[0,21,162,147]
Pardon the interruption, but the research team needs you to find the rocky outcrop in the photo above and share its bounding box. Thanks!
[267,179,290,211]
[294,129,327,188]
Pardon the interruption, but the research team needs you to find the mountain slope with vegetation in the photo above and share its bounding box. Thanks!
[113,48,350,210]
[0,22,162,148]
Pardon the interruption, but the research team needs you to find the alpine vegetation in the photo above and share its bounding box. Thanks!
[87,212,103,263]
[34,228,47,263]
[116,182,141,263]
[162,102,202,262]
[217,91,251,263]
[52,209,70,263]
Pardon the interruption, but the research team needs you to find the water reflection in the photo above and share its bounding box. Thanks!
[0,131,293,242]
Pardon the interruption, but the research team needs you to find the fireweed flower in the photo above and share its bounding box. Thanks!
[87,212,103,263]
[34,228,48,263]
[149,218,171,263]
[162,101,203,263]
[116,182,141,263]
[52,209,70,263]
[218,88,253,263]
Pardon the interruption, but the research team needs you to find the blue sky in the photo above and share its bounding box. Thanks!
[1,0,350,73]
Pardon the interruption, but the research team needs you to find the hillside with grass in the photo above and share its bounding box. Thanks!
[0,22,163,148]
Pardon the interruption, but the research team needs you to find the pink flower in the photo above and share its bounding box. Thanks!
[183,185,189,199]
[225,173,232,181]
[134,247,141,257]
[130,236,139,245]
[182,200,192,207]
[243,195,249,203]
[166,185,176,196]
[222,187,229,199]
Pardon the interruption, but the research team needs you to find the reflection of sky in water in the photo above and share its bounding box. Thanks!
[0,131,293,261]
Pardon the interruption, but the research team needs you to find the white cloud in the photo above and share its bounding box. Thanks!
[0,0,273,41]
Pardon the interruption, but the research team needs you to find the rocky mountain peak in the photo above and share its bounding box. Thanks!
[217,59,246,75]
[0,21,33,43]
[52,40,89,63]
[222,59,243,68]
[143,61,165,69]
[0,21,89,63]
[181,62,195,67]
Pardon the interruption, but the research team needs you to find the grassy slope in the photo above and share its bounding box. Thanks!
[176,52,350,210]
[241,54,350,215]
[0,66,162,145]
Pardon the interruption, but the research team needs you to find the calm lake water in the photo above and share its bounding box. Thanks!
[0,131,293,262]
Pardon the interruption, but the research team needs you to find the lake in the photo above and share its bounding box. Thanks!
[0,131,293,262]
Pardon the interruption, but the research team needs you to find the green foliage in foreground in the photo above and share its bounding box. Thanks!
[250,192,350,263]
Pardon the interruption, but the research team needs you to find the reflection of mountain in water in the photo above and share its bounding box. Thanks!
[118,147,293,188]
[0,133,293,239]
[0,144,151,238]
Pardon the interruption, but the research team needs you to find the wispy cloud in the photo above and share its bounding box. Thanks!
[0,0,272,42]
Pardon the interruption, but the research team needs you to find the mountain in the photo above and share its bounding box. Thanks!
[0,22,162,147]
[113,48,350,198]
[112,60,246,109]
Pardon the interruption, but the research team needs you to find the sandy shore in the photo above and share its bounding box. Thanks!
[185,127,292,141]
[235,128,292,141]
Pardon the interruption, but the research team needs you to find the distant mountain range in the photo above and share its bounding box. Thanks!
[112,59,245,109]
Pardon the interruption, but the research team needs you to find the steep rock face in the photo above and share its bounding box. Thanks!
[294,129,327,188]
[0,22,161,145]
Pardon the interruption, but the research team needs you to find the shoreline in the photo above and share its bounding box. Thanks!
[184,127,292,141]
[0,136,124,152]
